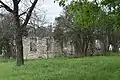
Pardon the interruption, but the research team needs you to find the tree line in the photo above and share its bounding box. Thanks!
[54,0,120,57]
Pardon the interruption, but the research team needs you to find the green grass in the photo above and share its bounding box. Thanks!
[0,56,120,80]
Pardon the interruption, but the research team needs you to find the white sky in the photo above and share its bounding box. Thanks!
[41,0,63,23]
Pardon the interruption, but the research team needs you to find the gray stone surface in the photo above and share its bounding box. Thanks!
[23,37,61,59]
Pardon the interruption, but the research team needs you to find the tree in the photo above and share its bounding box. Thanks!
[0,13,16,58]
[101,0,120,52]
[54,0,113,56]
[0,0,38,66]
[54,16,68,53]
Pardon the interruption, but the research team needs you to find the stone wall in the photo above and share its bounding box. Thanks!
[23,37,61,59]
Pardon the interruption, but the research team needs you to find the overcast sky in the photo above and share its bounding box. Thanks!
[41,0,63,23]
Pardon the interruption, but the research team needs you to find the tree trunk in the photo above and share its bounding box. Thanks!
[84,39,89,56]
[13,6,24,66]
[112,44,118,52]
[6,40,11,58]
[0,45,2,55]
[16,34,24,66]
[60,41,64,53]
[102,35,109,52]
[111,34,118,52]
[90,40,95,55]
[80,35,88,57]
[9,36,16,58]
[2,38,11,59]
[15,15,24,66]
[74,41,82,57]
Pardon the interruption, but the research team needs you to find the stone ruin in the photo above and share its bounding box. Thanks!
[23,36,75,59]
[22,25,76,59]
[23,37,58,59]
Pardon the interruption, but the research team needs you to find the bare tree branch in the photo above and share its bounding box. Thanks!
[0,5,4,8]
[19,8,29,17]
[30,0,33,4]
[22,0,38,27]
[19,11,26,17]
[12,0,19,14]
[13,0,21,4]
[0,0,13,13]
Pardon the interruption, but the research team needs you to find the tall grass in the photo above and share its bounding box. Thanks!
[0,56,120,80]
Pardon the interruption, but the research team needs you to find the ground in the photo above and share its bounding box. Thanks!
[0,56,120,80]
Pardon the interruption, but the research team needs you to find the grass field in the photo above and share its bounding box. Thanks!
[0,56,120,80]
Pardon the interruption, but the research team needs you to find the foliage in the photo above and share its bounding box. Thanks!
[54,0,67,6]
[0,14,15,38]
[54,0,110,56]
[101,0,120,51]
[102,0,120,28]
[54,0,120,55]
